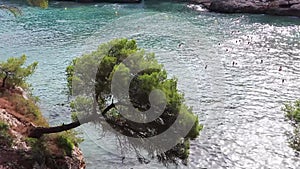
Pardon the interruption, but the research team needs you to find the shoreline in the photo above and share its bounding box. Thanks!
[190,0,300,17]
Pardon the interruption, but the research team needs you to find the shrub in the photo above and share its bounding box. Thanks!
[3,92,48,127]
[0,121,13,147]
[55,130,83,157]
[283,100,300,151]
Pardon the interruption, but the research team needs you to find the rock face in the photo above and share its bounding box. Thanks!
[0,90,86,169]
[192,0,300,17]
[0,108,86,169]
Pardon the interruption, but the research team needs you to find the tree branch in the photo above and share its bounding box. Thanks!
[28,101,148,140]
[28,103,116,138]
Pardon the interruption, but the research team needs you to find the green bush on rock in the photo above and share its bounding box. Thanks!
[284,100,300,124]
[56,130,84,156]
[0,120,13,147]
[283,100,300,151]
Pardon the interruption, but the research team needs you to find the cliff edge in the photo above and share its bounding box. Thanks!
[0,86,85,169]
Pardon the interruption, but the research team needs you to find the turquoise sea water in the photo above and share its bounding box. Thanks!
[1,1,300,168]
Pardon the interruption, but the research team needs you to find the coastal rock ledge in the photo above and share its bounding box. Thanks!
[0,86,86,169]
[192,0,300,17]
[0,108,86,169]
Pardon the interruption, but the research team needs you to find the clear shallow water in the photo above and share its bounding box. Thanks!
[1,1,300,168]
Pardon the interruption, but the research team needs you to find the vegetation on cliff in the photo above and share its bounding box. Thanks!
[0,55,37,89]
[0,55,85,169]
[0,120,13,147]
[283,101,300,152]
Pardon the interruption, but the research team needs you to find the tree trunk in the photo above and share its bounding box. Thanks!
[2,72,8,88]
[28,103,116,138]
[27,102,146,139]
[28,116,95,138]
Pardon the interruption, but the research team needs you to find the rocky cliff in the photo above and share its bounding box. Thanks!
[0,87,85,169]
[192,0,300,17]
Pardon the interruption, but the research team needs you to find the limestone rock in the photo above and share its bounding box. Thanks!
[192,0,300,17]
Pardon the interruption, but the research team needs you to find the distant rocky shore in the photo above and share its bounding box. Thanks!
[191,0,300,17]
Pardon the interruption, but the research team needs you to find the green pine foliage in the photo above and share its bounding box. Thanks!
[0,55,38,89]
[67,38,202,164]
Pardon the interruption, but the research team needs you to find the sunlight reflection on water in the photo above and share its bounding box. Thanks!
[1,1,300,168]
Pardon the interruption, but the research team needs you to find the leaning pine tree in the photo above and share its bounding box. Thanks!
[29,38,202,165]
